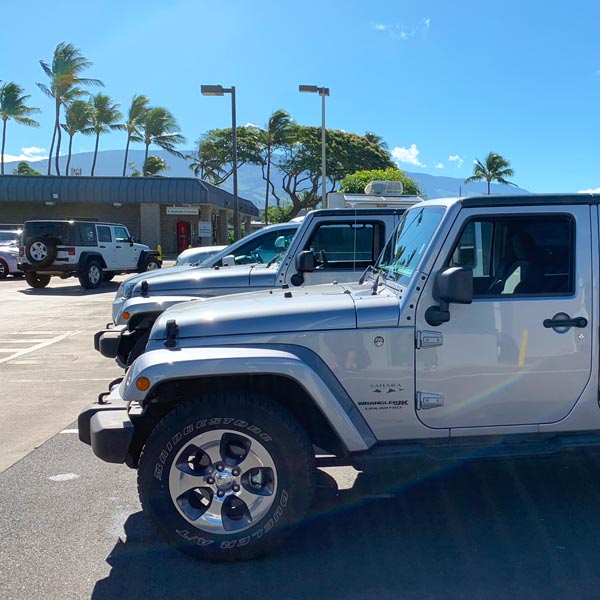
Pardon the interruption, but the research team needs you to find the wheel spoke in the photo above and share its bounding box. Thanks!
[170,467,208,496]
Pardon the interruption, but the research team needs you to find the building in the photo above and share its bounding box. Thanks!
[0,175,259,254]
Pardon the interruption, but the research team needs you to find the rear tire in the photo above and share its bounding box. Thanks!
[137,391,316,561]
[102,272,115,282]
[78,260,103,289]
[25,271,51,288]
[0,259,8,279]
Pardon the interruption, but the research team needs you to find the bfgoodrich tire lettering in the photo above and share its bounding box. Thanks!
[137,391,316,561]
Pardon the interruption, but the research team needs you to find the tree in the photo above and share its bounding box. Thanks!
[274,126,395,217]
[86,93,123,176]
[258,109,293,223]
[12,161,41,175]
[129,155,169,177]
[0,82,41,175]
[465,151,516,194]
[263,204,294,224]
[189,126,263,184]
[139,107,186,175]
[340,167,422,195]
[122,94,149,176]
[37,42,103,175]
[61,99,92,175]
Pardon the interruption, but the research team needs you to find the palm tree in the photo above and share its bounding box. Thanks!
[139,107,185,175]
[86,93,123,176]
[0,82,41,175]
[37,42,103,175]
[465,152,516,194]
[259,110,293,223]
[122,94,149,176]
[61,99,92,175]
[364,131,389,151]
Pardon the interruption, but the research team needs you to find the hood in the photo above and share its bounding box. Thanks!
[123,264,193,288]
[150,283,358,340]
[134,264,277,296]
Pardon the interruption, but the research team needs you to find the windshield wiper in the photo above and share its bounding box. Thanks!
[371,271,381,295]
[358,264,377,285]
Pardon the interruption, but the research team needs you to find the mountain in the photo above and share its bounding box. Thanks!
[4,149,529,206]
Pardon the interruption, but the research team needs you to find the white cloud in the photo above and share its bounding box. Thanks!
[374,24,387,31]
[391,144,425,167]
[578,187,600,193]
[2,147,48,163]
[434,162,444,169]
[372,19,429,40]
[424,18,431,28]
[448,154,464,168]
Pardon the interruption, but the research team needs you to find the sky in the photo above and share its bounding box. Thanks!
[2,0,600,193]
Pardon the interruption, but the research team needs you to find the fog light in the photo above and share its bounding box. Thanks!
[136,377,151,391]
[122,311,131,321]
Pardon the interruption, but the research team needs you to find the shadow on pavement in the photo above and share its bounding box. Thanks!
[19,282,119,296]
[92,451,600,600]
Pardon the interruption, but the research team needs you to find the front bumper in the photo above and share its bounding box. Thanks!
[78,382,135,464]
[94,324,141,368]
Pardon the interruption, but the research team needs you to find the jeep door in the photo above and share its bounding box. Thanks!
[96,225,118,269]
[414,205,593,429]
[113,225,139,268]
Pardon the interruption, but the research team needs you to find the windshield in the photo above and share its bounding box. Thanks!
[0,231,19,245]
[376,206,446,280]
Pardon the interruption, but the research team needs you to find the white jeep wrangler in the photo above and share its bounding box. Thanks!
[19,220,161,289]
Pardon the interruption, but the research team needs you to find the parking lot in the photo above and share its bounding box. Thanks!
[2,273,600,599]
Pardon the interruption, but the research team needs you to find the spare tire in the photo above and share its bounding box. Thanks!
[26,237,57,267]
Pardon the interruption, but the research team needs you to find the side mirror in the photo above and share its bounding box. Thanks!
[295,250,315,273]
[222,254,236,267]
[129,236,135,246]
[425,266,473,326]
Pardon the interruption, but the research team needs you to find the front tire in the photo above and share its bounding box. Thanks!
[25,271,51,288]
[79,260,103,289]
[0,258,8,279]
[137,391,316,561]
[143,257,161,272]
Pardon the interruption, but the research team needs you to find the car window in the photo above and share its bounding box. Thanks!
[113,226,130,243]
[76,223,97,246]
[305,222,384,268]
[97,226,112,243]
[233,227,297,264]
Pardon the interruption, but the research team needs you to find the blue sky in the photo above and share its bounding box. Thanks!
[2,0,600,192]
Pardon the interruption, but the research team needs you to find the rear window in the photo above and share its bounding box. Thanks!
[23,222,72,244]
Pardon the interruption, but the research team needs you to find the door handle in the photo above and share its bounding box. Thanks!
[99,245,106,248]
[543,314,588,329]
[115,245,122,248]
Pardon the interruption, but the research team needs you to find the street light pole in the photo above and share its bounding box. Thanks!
[201,84,241,241]
[299,84,330,208]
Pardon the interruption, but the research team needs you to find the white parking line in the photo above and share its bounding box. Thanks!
[60,429,79,434]
[0,332,81,365]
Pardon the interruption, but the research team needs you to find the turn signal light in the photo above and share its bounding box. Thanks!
[135,377,151,392]
[122,311,131,321]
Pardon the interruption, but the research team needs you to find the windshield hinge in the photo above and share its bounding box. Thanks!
[415,330,443,349]
[165,319,179,349]
[416,392,444,410]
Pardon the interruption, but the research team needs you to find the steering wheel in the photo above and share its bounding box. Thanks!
[250,250,264,264]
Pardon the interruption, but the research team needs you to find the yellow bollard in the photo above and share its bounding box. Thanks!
[157,244,162,261]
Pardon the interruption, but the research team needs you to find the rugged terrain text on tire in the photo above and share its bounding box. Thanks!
[137,391,316,561]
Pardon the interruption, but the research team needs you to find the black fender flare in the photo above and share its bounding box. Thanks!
[137,250,161,270]
[79,252,107,270]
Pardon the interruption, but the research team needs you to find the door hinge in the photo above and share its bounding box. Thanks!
[416,330,443,350]
[416,391,444,410]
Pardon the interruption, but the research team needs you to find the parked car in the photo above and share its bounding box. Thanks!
[175,245,227,266]
[0,246,22,279]
[18,220,161,289]
[0,229,21,247]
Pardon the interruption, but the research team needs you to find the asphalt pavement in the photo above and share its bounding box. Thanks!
[2,271,600,599]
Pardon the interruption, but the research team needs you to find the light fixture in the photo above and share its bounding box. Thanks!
[201,83,240,241]
[299,85,330,207]
[52,193,59,199]
[45,201,55,207]
[113,202,122,207]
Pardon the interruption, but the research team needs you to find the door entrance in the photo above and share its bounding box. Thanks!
[177,221,191,253]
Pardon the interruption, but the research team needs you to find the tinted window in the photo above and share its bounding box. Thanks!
[76,223,97,246]
[449,216,574,296]
[23,222,71,244]
[97,226,112,243]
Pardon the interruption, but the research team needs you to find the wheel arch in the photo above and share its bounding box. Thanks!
[79,251,107,269]
[128,373,351,467]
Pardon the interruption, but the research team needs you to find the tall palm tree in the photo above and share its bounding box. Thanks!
[465,152,516,194]
[139,107,185,175]
[364,131,389,151]
[0,82,40,175]
[37,42,103,175]
[61,99,92,175]
[122,94,149,176]
[260,109,293,223]
[86,93,123,176]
